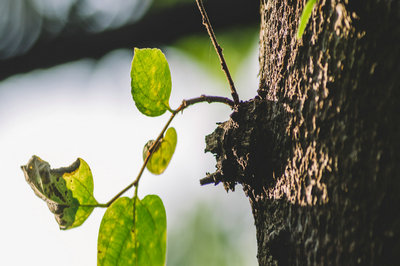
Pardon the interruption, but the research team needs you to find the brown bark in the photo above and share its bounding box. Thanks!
[204,0,400,265]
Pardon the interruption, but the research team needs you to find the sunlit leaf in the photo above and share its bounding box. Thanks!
[62,158,98,228]
[131,48,172,117]
[97,195,167,266]
[21,156,97,230]
[143,127,177,175]
[297,0,317,40]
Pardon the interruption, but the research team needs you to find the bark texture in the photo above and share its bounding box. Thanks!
[204,0,400,265]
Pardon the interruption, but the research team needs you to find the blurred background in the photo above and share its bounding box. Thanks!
[0,0,260,265]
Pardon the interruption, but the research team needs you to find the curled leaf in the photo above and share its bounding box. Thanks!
[21,156,98,230]
[143,127,177,175]
[97,195,167,266]
[297,0,317,40]
[131,48,172,117]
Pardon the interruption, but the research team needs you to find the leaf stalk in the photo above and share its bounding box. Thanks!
[97,95,233,207]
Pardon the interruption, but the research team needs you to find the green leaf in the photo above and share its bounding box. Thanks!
[131,48,172,117]
[143,127,177,175]
[21,156,98,230]
[297,0,317,40]
[97,195,167,266]
[62,158,98,228]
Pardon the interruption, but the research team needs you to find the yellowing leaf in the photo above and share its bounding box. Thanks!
[62,158,98,228]
[21,156,98,230]
[131,48,172,117]
[143,127,177,175]
[97,195,167,266]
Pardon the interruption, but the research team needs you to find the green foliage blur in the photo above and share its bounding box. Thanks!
[167,203,256,266]
[175,27,258,81]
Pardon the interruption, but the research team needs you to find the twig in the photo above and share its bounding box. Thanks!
[99,95,233,207]
[199,175,216,186]
[199,171,222,186]
[181,94,234,109]
[195,0,240,106]
[85,1,240,209]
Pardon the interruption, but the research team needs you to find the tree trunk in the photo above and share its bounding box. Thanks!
[203,0,400,265]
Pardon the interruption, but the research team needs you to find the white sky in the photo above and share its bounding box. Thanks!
[0,46,259,265]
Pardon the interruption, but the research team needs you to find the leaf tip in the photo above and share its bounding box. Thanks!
[296,0,318,40]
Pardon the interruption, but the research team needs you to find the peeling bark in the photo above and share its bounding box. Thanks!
[204,0,400,265]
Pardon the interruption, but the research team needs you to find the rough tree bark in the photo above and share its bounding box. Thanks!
[203,0,399,265]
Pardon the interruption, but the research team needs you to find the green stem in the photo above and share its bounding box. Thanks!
[132,184,139,265]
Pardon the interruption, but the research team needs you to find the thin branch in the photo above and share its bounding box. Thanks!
[199,176,216,186]
[195,0,240,106]
[182,94,234,108]
[200,171,222,186]
[100,95,233,207]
